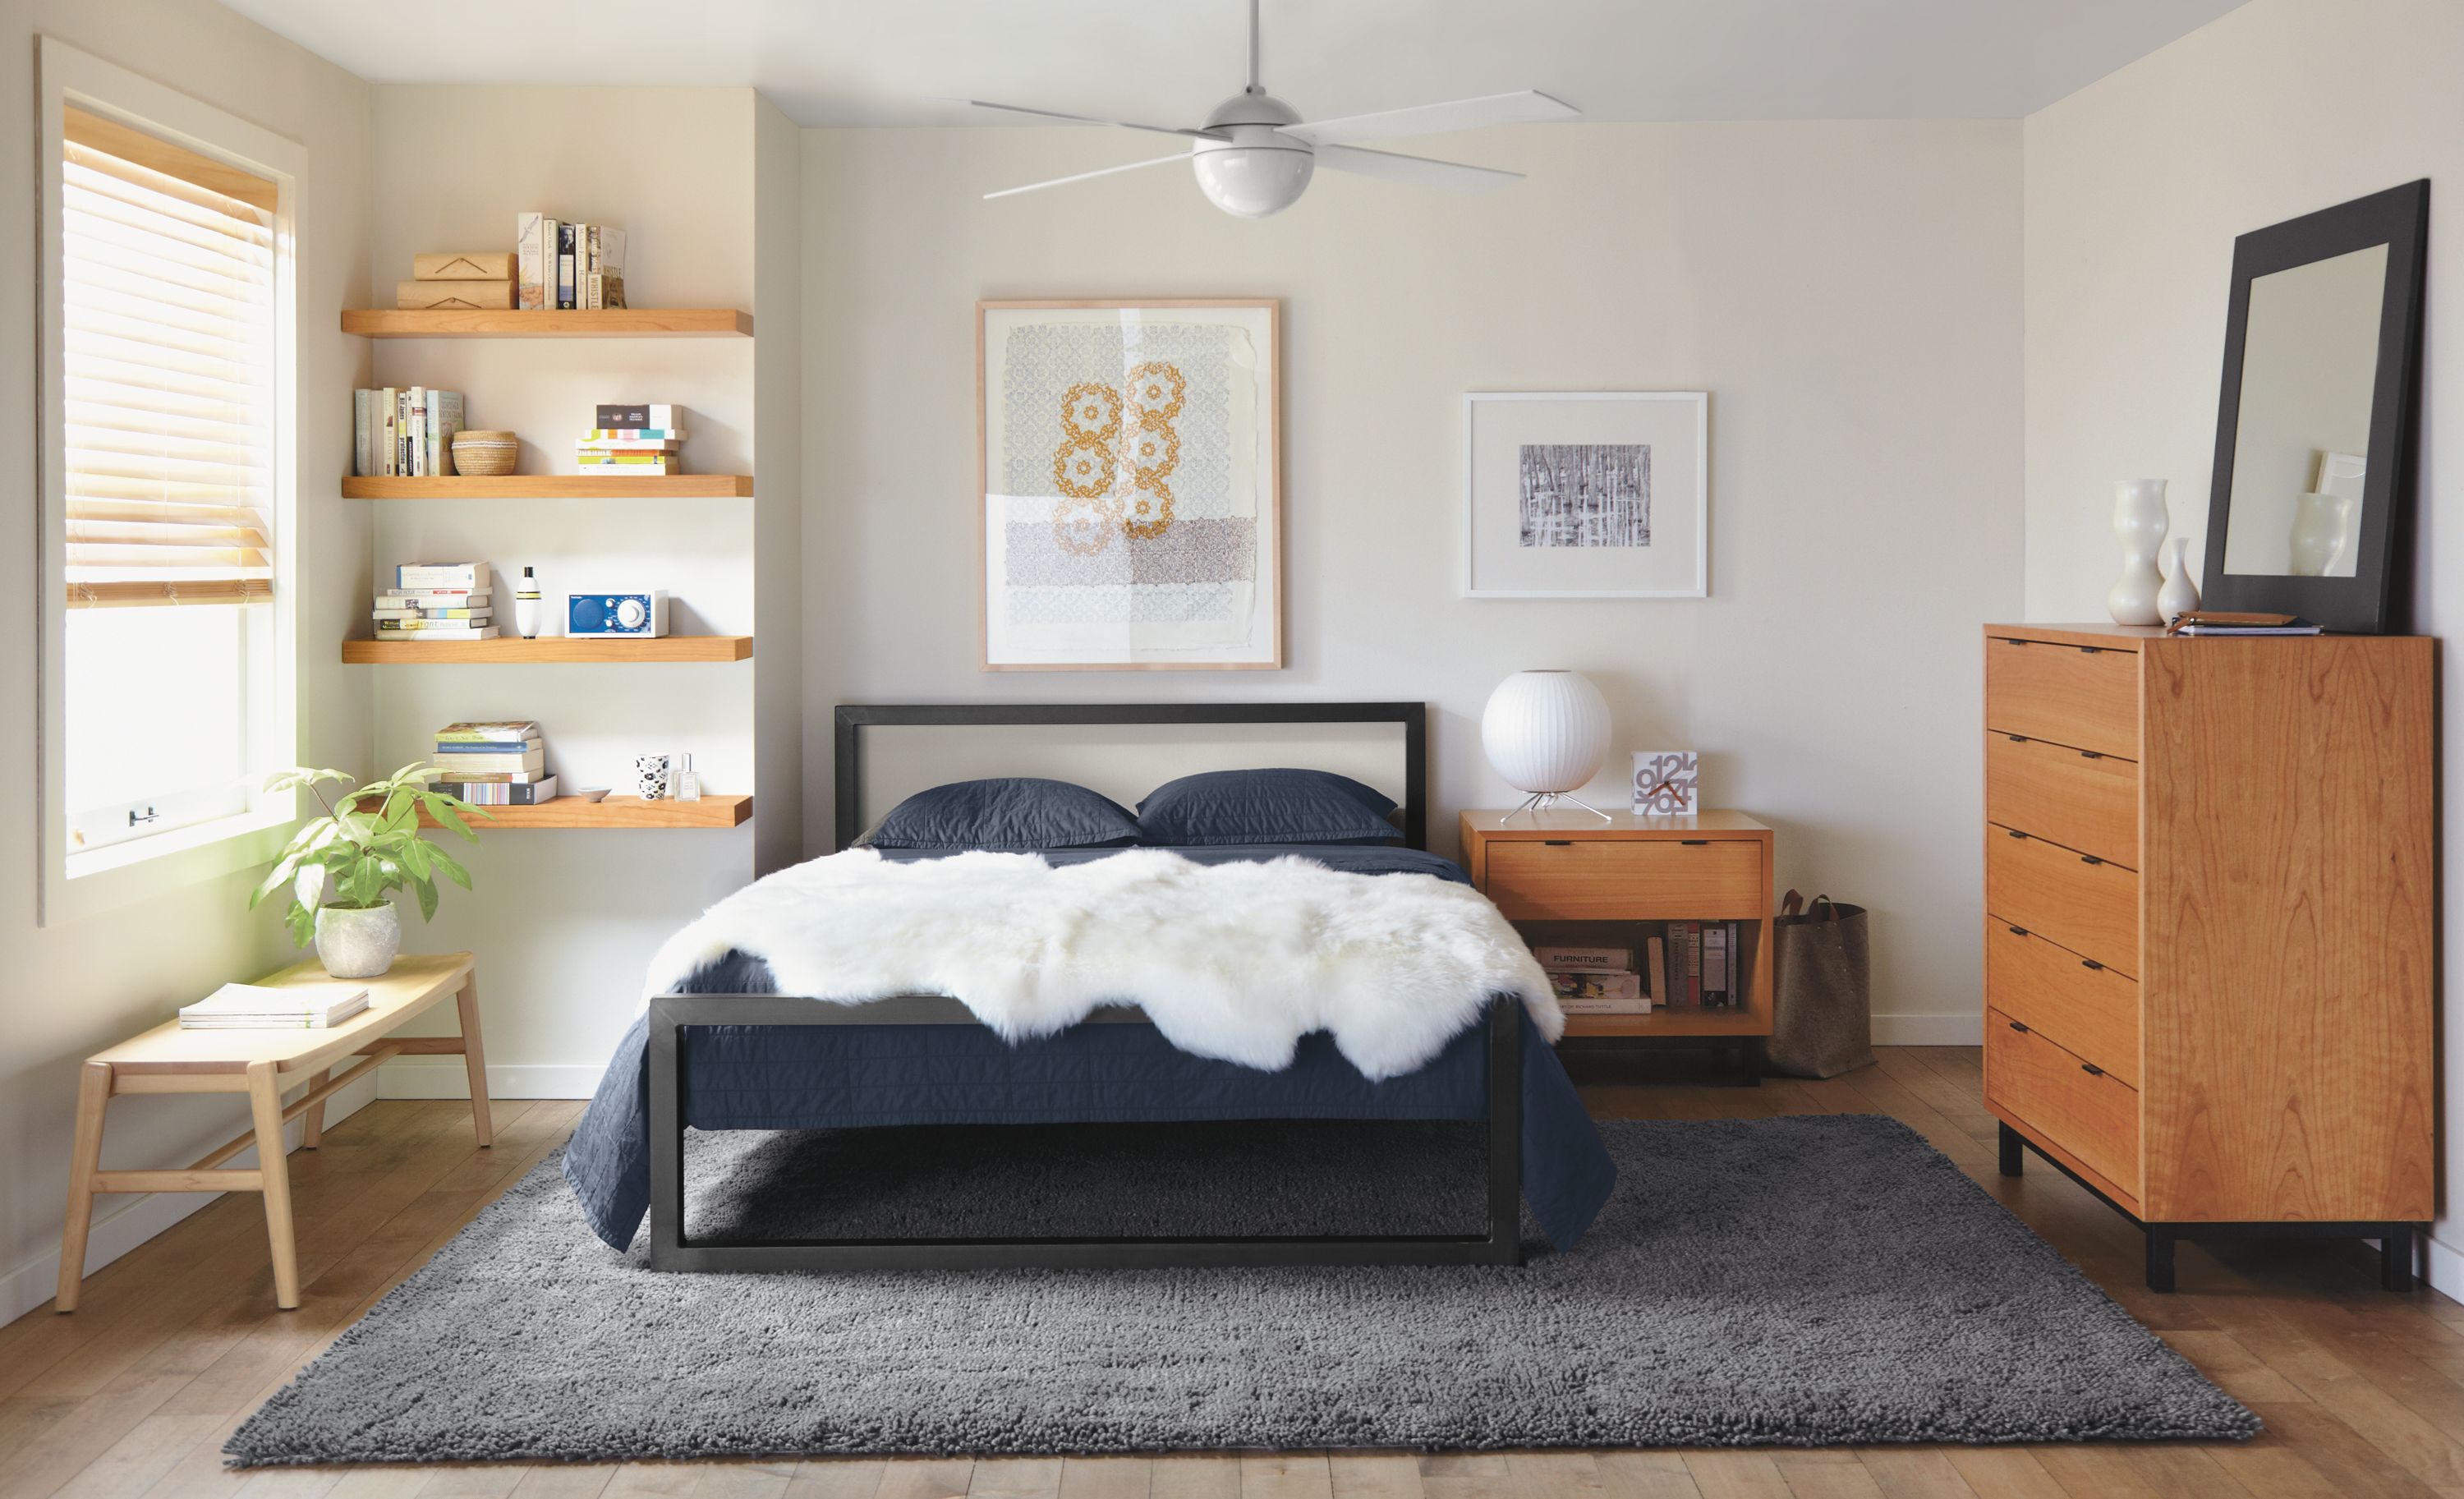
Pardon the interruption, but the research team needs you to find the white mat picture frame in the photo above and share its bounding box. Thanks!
[1463,391,1708,598]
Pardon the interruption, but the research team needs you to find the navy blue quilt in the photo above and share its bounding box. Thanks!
[563,844,1616,1252]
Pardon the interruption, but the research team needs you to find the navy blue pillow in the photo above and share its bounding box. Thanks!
[866,778,1142,852]
[1137,768,1401,846]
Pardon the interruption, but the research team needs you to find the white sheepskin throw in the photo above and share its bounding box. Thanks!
[641,848,1561,1080]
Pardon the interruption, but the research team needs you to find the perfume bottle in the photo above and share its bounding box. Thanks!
[674,752,701,802]
[513,567,541,639]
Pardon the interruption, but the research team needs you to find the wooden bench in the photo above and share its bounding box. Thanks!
[57,952,490,1312]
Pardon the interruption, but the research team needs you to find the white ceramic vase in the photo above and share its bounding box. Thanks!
[2288,491,2352,577]
[315,901,400,979]
[2108,479,2170,627]
[2157,537,2200,623]
[1481,670,1611,797]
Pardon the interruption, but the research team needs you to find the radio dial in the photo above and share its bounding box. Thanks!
[615,597,648,630]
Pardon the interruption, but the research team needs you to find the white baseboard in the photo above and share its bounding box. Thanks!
[2424,1231,2463,1303]
[1873,1014,1983,1046]
[378,1058,605,1100]
[0,1074,378,1325]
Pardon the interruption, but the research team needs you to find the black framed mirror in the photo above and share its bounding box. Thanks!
[2202,179,2428,633]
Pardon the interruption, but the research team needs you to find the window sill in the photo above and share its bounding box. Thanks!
[46,804,293,927]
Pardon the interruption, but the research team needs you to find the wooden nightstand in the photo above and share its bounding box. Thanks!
[1461,810,1776,1068]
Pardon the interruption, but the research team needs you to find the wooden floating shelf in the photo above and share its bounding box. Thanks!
[421,794,750,830]
[1561,1010,1768,1040]
[343,475,753,499]
[343,636,753,664]
[341,308,752,338]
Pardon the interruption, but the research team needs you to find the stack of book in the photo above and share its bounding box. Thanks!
[1653,922,1744,1009]
[353,388,465,476]
[431,720,556,805]
[180,982,370,1030]
[578,403,687,476]
[376,563,496,641]
[1538,944,1651,1016]
[517,214,626,311]
[397,251,515,310]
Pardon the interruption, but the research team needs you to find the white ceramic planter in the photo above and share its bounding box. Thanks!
[315,901,401,979]
[2108,479,2170,627]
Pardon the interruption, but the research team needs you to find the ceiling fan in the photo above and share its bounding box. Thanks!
[947,0,1579,218]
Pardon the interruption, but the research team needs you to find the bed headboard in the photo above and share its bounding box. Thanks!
[833,703,1427,853]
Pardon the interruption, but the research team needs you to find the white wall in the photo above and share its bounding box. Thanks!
[2020,0,2464,1283]
[801,121,2026,1037]
[0,1,371,1319]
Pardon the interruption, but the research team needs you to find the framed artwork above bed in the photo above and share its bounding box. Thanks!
[978,299,1283,671]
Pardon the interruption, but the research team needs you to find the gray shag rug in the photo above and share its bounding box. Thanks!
[226,1115,2255,1465]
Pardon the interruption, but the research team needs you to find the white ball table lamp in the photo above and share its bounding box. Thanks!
[1480,669,1613,822]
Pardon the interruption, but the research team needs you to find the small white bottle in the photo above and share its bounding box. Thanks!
[513,567,542,639]
[674,752,701,801]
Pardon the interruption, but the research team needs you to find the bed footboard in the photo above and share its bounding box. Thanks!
[644,994,1524,1272]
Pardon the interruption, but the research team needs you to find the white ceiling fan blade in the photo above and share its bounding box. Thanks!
[1281,90,1579,147]
[938,97,1223,141]
[983,151,1193,201]
[1310,144,1524,193]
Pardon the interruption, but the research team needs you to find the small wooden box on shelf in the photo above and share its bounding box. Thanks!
[1460,810,1776,1065]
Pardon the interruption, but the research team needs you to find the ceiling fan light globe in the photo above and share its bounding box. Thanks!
[1191,129,1315,218]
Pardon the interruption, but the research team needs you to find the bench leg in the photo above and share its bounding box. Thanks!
[301,1067,331,1149]
[55,1062,112,1313]
[456,972,494,1147]
[246,1061,301,1310]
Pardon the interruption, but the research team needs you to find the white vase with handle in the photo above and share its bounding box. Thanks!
[2108,480,2169,627]
[2157,536,2200,623]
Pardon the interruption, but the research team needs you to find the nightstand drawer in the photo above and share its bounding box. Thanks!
[1984,917,2138,1086]
[1987,1006,2140,1198]
[1985,826,2137,977]
[1986,634,2139,759]
[1483,839,1763,920]
[1985,732,2138,869]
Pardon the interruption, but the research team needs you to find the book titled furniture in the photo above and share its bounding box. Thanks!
[1460,809,1775,1078]
[1981,624,2434,1290]
[57,953,491,1312]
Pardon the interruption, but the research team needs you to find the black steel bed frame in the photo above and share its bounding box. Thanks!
[646,701,1527,1272]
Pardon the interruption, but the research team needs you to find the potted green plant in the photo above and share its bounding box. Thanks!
[251,764,491,978]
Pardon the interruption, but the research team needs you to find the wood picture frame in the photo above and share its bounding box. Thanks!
[977,298,1284,671]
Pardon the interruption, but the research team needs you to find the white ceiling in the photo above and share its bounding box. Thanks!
[219,0,2249,126]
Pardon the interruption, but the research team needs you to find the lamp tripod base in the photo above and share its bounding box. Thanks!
[1501,791,1615,824]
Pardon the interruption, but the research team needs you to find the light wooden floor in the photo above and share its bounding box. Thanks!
[3,1046,2457,1499]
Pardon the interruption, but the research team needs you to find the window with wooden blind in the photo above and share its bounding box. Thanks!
[39,46,298,901]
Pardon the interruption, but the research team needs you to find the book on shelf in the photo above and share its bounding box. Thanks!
[430,769,549,784]
[576,455,685,474]
[434,737,543,755]
[352,389,462,476]
[595,403,687,430]
[373,607,491,622]
[1533,945,1630,973]
[582,429,687,443]
[396,562,488,591]
[1549,970,1646,1011]
[375,622,499,640]
[379,588,491,605]
[584,225,627,309]
[556,222,578,310]
[435,775,559,806]
[517,212,548,310]
[179,982,369,1030]
[1643,935,1665,1008]
[436,720,540,745]
[578,438,683,453]
[425,746,541,773]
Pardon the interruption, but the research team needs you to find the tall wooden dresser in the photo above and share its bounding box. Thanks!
[1981,623,2435,1291]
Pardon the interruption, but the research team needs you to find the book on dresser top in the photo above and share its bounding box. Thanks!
[179,982,370,1030]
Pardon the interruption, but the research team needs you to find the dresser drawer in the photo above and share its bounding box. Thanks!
[1985,635,2139,759]
[1985,732,2139,868]
[1987,1006,2141,1198]
[1984,918,2139,1086]
[1985,828,2138,977]
[1483,839,1763,920]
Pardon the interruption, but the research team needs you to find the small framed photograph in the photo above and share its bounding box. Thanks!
[1463,391,1708,598]
[1633,751,1700,816]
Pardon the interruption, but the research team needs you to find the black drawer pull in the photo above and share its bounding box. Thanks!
[2080,1062,2105,1077]
[2080,750,2103,760]
[2007,733,2027,743]
[2079,646,2104,654]
[1680,839,1709,846]
[2007,925,2027,936]
[2080,959,2104,972]
[2080,854,2103,866]
[2006,638,2030,646]
[1542,839,1573,846]
[2007,1020,2029,1033]
[2007,829,2027,840]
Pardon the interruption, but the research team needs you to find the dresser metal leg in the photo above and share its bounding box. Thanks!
[2382,1226,2416,1293]
[2145,1228,2177,1294]
[1997,1122,2024,1178]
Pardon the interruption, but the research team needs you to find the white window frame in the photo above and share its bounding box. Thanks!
[36,38,304,926]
